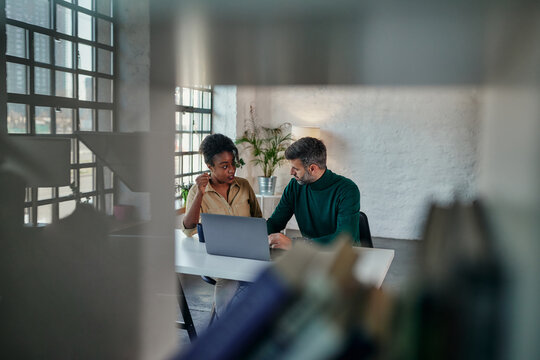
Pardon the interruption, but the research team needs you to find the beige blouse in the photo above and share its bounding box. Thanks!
[182,177,263,236]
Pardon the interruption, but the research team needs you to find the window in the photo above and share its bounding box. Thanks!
[174,86,212,209]
[3,0,116,225]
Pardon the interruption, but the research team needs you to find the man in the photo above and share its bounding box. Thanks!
[267,137,361,249]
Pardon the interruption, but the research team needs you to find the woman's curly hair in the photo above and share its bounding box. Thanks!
[199,133,240,166]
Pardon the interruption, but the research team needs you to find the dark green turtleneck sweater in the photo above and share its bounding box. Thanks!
[267,169,360,245]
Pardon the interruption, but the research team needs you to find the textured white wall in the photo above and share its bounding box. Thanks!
[235,86,481,240]
[212,86,238,140]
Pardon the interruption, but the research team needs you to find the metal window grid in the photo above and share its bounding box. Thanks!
[2,0,117,226]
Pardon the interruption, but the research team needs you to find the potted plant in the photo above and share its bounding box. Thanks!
[175,183,193,214]
[236,106,292,195]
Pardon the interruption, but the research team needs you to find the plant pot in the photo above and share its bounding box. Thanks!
[258,176,277,195]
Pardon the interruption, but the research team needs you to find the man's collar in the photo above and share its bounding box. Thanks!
[309,169,333,191]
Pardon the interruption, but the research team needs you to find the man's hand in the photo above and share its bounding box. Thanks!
[195,172,210,194]
[268,233,292,250]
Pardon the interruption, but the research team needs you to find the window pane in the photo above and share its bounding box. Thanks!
[193,133,201,152]
[181,176,192,186]
[34,33,51,63]
[56,107,74,134]
[6,0,50,28]
[202,91,212,109]
[202,113,211,131]
[181,133,190,152]
[79,108,94,131]
[193,90,201,108]
[38,187,54,201]
[36,106,52,134]
[59,200,76,219]
[78,43,94,71]
[182,155,191,174]
[78,12,93,40]
[193,154,201,173]
[97,18,112,45]
[80,167,95,193]
[192,113,202,131]
[175,156,180,175]
[7,63,28,94]
[175,112,181,131]
[6,25,28,58]
[55,39,73,68]
[97,78,112,102]
[182,88,192,106]
[78,75,95,101]
[97,0,112,16]
[7,103,28,134]
[79,142,94,163]
[24,207,31,225]
[35,67,51,95]
[37,204,53,224]
[175,87,181,105]
[175,134,180,152]
[103,166,113,189]
[182,112,191,131]
[98,109,113,131]
[79,0,93,10]
[55,71,74,97]
[97,48,113,75]
[59,170,76,197]
[57,5,73,36]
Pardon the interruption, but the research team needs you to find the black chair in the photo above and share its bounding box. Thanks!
[358,211,374,248]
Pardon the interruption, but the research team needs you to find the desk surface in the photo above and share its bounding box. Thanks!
[175,230,395,288]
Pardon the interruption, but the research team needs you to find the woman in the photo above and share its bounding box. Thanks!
[182,133,262,318]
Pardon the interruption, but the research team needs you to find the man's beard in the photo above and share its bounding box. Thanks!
[295,171,316,185]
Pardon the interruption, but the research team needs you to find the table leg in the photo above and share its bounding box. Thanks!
[176,274,197,341]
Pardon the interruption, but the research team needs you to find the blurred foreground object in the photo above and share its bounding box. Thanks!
[174,200,505,359]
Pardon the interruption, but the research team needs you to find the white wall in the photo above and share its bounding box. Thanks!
[212,86,238,140]
[234,86,481,240]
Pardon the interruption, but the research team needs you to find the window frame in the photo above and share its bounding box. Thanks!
[2,0,117,226]
[174,86,213,209]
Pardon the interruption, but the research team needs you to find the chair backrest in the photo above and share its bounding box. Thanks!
[358,211,374,248]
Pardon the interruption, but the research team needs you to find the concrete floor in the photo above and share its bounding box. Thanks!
[176,237,421,348]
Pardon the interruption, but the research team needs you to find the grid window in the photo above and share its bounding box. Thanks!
[174,86,212,209]
[3,0,117,225]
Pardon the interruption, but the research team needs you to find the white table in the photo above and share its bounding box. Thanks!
[175,229,395,288]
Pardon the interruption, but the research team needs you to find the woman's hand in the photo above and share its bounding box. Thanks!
[268,233,293,250]
[196,172,210,194]
[183,173,209,230]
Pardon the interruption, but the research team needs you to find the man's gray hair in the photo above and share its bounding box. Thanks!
[284,137,327,169]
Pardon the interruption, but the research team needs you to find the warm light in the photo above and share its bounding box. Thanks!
[291,126,321,140]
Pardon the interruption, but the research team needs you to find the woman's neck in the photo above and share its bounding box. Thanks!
[210,176,230,189]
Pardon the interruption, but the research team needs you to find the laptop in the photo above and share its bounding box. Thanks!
[201,213,283,261]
